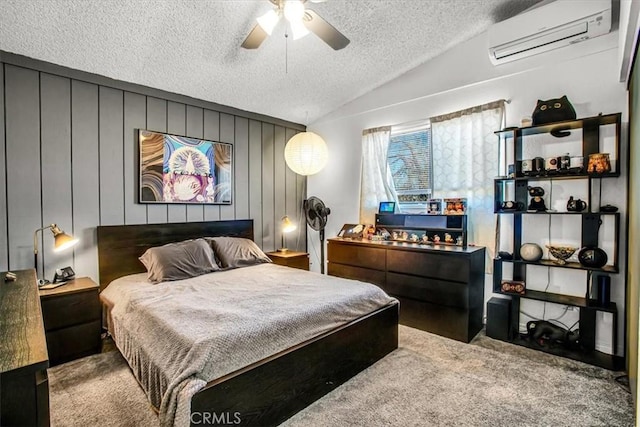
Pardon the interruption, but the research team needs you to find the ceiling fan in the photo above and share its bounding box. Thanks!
[242,0,350,51]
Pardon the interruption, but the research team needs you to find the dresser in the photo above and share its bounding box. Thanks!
[39,277,102,366]
[328,238,485,342]
[0,269,50,426]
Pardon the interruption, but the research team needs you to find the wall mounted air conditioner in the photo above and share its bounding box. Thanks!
[488,0,612,65]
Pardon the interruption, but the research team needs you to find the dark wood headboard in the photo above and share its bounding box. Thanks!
[97,220,254,291]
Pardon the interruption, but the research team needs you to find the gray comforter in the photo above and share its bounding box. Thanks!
[100,263,396,427]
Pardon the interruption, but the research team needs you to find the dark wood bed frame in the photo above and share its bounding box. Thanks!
[97,220,398,426]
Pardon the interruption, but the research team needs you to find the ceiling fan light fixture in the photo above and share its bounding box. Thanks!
[283,0,306,22]
[290,19,310,40]
[257,9,279,35]
[242,0,350,51]
[284,131,328,176]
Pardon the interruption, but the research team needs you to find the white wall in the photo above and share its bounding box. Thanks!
[308,27,628,355]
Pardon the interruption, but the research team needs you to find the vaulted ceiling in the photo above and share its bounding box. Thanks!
[0,0,540,125]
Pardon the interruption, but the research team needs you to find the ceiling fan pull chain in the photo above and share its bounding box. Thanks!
[285,30,289,74]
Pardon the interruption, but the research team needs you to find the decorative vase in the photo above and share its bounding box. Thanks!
[520,243,543,262]
[578,246,608,268]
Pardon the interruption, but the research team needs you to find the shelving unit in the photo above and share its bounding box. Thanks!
[492,112,624,370]
[375,214,467,247]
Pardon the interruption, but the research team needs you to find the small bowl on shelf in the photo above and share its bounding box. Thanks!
[545,245,577,265]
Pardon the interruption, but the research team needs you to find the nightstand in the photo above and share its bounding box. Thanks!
[39,277,101,366]
[266,251,310,271]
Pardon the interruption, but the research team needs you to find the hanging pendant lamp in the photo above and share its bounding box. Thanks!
[284,131,328,176]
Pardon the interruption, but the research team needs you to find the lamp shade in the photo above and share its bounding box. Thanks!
[51,225,79,252]
[33,223,79,283]
[257,9,279,35]
[284,131,328,176]
[282,216,297,233]
[283,0,305,22]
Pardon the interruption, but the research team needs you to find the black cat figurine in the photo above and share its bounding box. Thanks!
[531,95,576,137]
[527,320,580,348]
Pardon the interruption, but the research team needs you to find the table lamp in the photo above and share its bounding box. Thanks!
[34,224,79,284]
[279,216,297,252]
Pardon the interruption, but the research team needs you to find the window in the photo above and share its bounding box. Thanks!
[388,123,432,213]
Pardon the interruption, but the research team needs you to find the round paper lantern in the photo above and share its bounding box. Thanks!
[520,243,543,262]
[284,131,328,176]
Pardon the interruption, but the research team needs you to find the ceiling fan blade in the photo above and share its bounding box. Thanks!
[303,9,350,50]
[241,24,269,49]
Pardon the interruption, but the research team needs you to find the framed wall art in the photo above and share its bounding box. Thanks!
[139,129,233,204]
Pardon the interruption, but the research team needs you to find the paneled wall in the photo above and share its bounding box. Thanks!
[0,53,306,283]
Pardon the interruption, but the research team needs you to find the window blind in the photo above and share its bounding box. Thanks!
[387,126,432,198]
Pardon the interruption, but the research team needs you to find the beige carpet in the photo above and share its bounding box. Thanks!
[48,326,633,426]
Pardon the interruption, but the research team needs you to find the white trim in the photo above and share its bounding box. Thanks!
[619,0,640,83]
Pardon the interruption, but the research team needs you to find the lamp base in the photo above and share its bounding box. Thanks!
[277,247,289,253]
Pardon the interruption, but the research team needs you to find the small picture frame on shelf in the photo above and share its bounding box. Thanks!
[337,224,364,239]
[427,199,443,215]
[378,201,396,214]
[444,198,467,215]
[501,280,526,295]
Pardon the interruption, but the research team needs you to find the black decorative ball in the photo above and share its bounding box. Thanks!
[578,247,608,268]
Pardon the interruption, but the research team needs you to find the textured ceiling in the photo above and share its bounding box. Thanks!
[0,0,540,125]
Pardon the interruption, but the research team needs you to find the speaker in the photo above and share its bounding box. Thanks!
[597,274,611,307]
[487,297,512,341]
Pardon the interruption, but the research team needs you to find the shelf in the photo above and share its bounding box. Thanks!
[492,112,623,370]
[494,112,621,137]
[498,289,618,313]
[388,239,463,247]
[509,334,623,370]
[377,226,464,231]
[494,172,620,182]
[375,214,468,247]
[495,258,619,274]
[494,211,620,216]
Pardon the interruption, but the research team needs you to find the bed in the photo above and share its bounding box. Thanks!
[97,220,399,427]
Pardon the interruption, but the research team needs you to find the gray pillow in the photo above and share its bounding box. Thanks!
[207,237,272,269]
[139,238,220,283]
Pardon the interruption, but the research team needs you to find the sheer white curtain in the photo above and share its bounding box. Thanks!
[431,100,505,265]
[359,126,398,224]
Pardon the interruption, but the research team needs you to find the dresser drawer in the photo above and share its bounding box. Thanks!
[328,263,386,287]
[269,253,309,270]
[395,296,471,342]
[45,319,101,365]
[328,242,385,271]
[41,289,101,331]
[386,272,468,308]
[386,250,469,283]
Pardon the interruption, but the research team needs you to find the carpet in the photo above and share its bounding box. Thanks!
[48,326,633,426]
